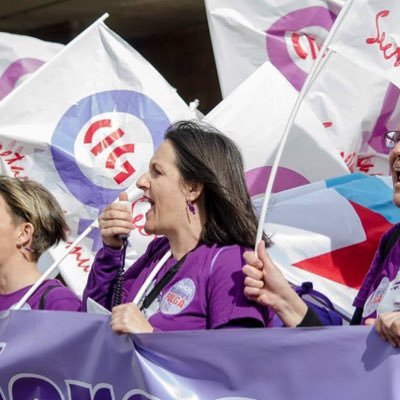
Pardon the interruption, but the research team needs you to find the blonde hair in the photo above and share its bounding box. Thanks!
[0,176,68,261]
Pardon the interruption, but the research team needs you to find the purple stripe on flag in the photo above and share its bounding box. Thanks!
[245,166,309,196]
[266,6,336,91]
[368,83,400,154]
[0,58,44,100]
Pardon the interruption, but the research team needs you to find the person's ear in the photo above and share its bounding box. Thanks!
[185,182,204,203]
[16,222,34,249]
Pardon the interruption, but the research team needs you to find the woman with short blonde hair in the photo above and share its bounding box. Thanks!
[0,176,81,311]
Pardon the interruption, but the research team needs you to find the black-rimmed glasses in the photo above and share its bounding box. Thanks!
[384,130,400,149]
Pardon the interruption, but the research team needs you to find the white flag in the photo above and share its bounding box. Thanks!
[206,0,400,176]
[329,0,400,89]
[205,0,344,97]
[0,19,192,295]
[303,51,396,175]
[0,32,63,100]
[205,62,349,198]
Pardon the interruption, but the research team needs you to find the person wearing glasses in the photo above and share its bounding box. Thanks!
[243,130,400,344]
[350,130,400,346]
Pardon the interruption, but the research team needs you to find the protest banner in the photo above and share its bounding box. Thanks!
[0,310,398,400]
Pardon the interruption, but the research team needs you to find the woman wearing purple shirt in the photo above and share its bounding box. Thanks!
[0,176,81,311]
[83,121,273,333]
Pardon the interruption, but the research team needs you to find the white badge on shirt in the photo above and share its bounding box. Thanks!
[376,270,400,315]
[363,277,389,318]
[160,278,195,315]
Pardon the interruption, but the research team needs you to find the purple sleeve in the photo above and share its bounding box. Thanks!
[353,225,396,308]
[44,287,82,311]
[82,245,123,311]
[82,239,164,310]
[206,246,270,329]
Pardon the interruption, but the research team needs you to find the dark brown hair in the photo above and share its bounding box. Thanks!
[165,120,271,248]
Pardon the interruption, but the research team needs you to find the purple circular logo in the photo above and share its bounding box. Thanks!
[51,90,170,210]
[0,58,44,100]
[266,6,336,91]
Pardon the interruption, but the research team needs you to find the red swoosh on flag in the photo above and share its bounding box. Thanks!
[293,201,392,289]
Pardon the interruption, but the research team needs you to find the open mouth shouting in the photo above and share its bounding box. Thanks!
[143,196,155,216]
[393,164,400,187]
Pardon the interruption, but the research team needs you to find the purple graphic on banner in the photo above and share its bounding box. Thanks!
[368,83,400,154]
[245,166,309,197]
[266,6,336,91]
[51,90,170,210]
[0,311,400,400]
[0,58,44,100]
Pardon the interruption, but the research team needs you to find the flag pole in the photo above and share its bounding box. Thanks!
[13,222,97,310]
[255,0,355,249]
[13,184,142,310]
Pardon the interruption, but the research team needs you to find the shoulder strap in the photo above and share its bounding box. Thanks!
[381,224,400,261]
[39,285,59,310]
[140,255,187,311]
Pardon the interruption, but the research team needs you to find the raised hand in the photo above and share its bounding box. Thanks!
[98,191,133,249]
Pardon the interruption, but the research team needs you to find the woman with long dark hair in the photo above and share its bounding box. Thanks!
[83,120,272,333]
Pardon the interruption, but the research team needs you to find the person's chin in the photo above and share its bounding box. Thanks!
[143,223,155,235]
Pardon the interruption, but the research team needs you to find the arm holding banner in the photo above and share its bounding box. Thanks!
[366,312,400,348]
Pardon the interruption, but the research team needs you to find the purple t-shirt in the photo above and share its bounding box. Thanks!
[0,279,81,311]
[84,237,272,331]
[354,223,400,322]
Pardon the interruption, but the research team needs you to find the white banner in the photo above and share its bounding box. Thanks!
[0,20,192,295]
[205,62,349,198]
[0,32,63,100]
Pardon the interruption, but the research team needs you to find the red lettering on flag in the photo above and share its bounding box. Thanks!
[366,10,400,67]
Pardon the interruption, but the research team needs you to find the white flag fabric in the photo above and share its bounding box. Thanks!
[0,20,192,295]
[205,0,344,97]
[205,0,400,177]
[205,62,349,198]
[257,173,400,317]
[329,0,400,89]
[303,51,397,175]
[0,32,63,100]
